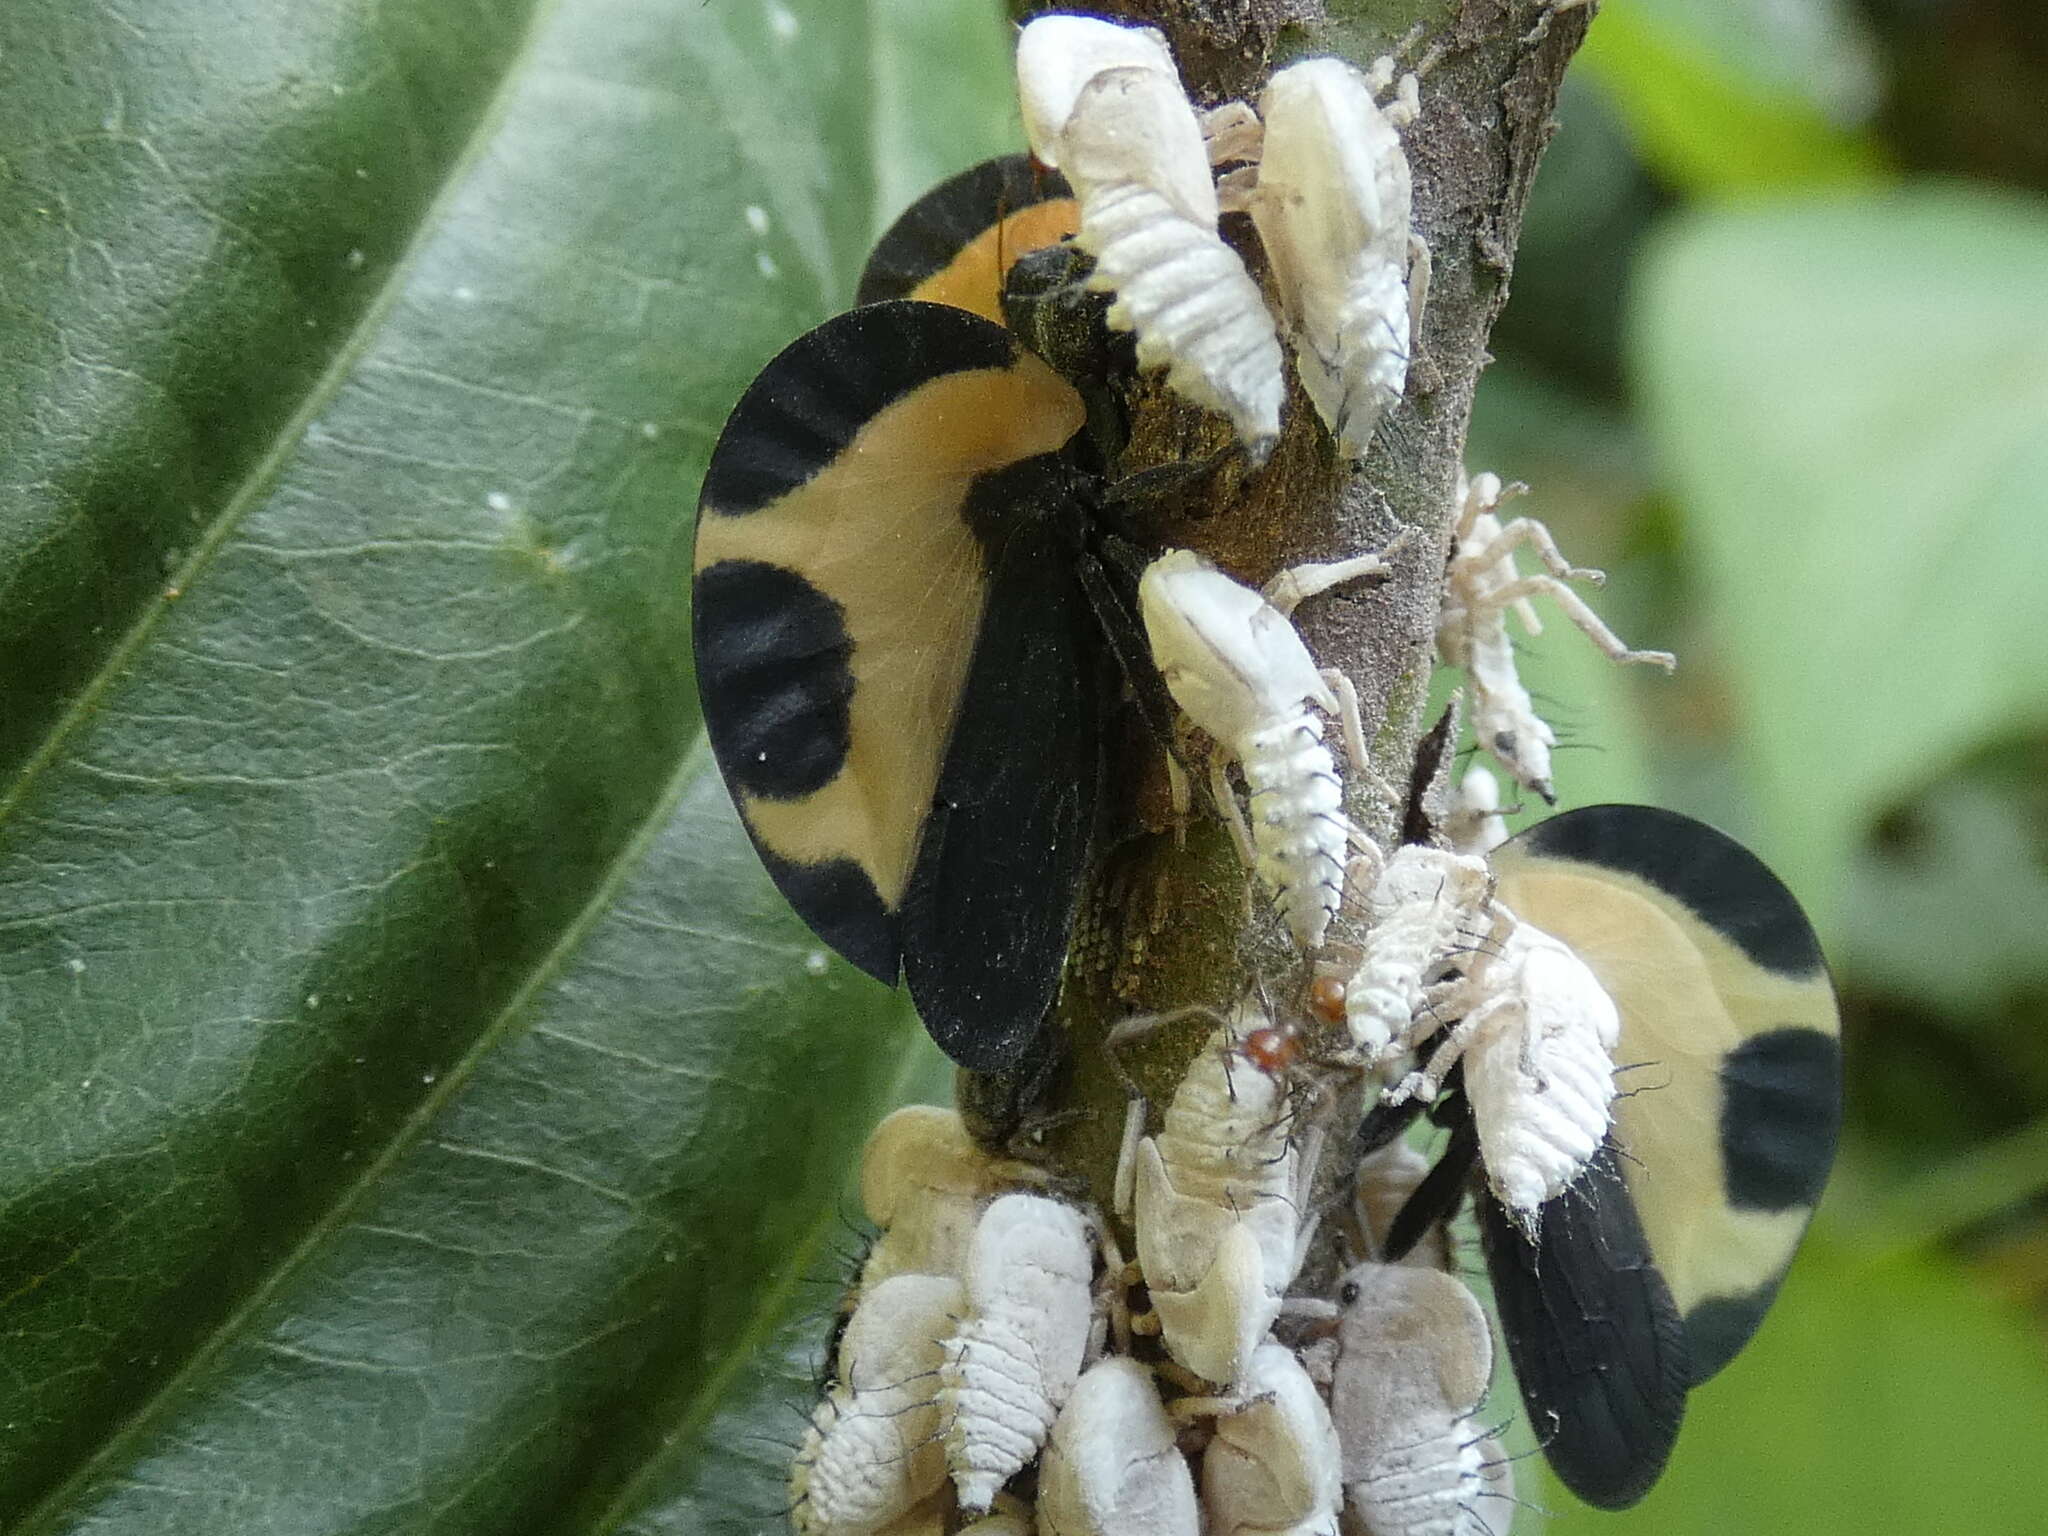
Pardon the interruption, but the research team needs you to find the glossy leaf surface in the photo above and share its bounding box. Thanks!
[0,0,1001,1528]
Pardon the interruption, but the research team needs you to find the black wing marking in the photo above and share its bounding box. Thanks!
[1717,1025,1842,1214]
[1381,1123,1474,1267]
[694,301,1088,995]
[899,460,1105,1071]
[858,154,1077,321]
[698,301,1016,516]
[693,558,855,804]
[693,556,895,979]
[1517,804,1826,979]
[1683,1022,1841,1382]
[1355,1086,1431,1163]
[1480,1138,1691,1511]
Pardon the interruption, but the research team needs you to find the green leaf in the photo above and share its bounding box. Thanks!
[1630,187,2048,929]
[1856,1114,2048,1259]
[1580,3,1887,195]
[1537,1224,2048,1533]
[1839,775,2048,1013]
[870,0,1015,235]
[613,1038,957,1534]
[0,0,1003,1528]
[1600,0,1883,125]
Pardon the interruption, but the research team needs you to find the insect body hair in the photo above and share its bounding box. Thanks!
[1346,1429,1491,1536]
[790,1272,961,1534]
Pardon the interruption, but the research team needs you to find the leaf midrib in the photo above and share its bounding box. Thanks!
[583,1031,933,1536]
[0,0,538,836]
[16,731,711,1536]
[0,2,682,1527]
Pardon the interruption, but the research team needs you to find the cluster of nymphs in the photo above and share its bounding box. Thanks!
[1018,12,1424,462]
[792,1104,1511,1536]
[690,13,1845,1536]
[790,761,1843,1536]
[1142,466,1675,964]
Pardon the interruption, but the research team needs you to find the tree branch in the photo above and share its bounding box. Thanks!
[978,0,1591,1271]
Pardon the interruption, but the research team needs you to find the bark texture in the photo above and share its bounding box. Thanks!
[976,0,1592,1273]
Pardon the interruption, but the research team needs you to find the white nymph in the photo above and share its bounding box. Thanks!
[1230,55,1428,458]
[1115,1003,1315,1388]
[1342,842,1493,1064]
[1386,904,1622,1231]
[1442,763,1510,859]
[1037,1358,1201,1536]
[1438,469,1675,803]
[1189,1341,1344,1536]
[1016,14,1284,454]
[939,1191,1098,1513]
[858,1104,1041,1289]
[1324,1262,1509,1536]
[1140,546,1390,951]
[791,1271,962,1536]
